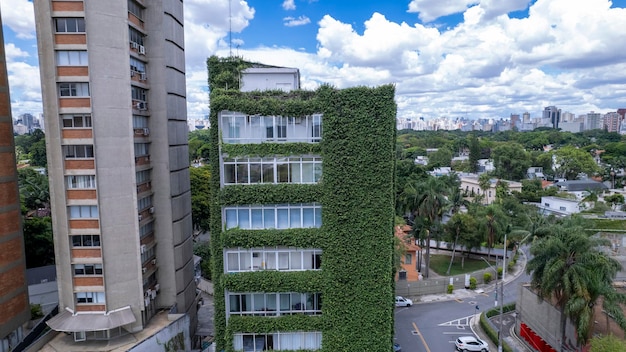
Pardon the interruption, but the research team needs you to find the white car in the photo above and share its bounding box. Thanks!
[395,296,412,307]
[455,336,489,352]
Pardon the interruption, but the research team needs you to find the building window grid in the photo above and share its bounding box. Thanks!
[62,114,92,128]
[223,203,322,230]
[220,112,323,143]
[137,195,153,212]
[131,86,147,102]
[136,169,151,184]
[233,332,322,351]
[63,145,94,159]
[139,221,154,239]
[55,17,85,33]
[223,156,322,185]
[75,291,105,304]
[56,50,88,66]
[66,175,96,189]
[71,234,101,247]
[133,115,149,128]
[127,0,144,20]
[228,292,322,317]
[134,143,149,157]
[73,263,103,276]
[141,245,155,264]
[130,57,146,75]
[225,248,322,273]
[129,27,145,46]
[59,82,90,97]
[68,205,98,219]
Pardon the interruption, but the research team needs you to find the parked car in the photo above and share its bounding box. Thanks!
[395,296,412,307]
[455,336,489,351]
[393,342,401,351]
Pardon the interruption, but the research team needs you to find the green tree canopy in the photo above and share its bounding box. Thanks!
[190,165,211,233]
[553,145,600,179]
[491,142,530,181]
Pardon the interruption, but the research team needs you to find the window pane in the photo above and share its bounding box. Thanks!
[229,295,241,313]
[227,253,239,271]
[290,251,302,270]
[251,209,263,229]
[225,209,237,229]
[290,208,301,227]
[236,164,248,183]
[265,252,276,269]
[278,253,289,270]
[263,209,275,229]
[238,209,250,229]
[277,163,289,183]
[301,162,314,183]
[262,163,274,183]
[223,164,236,184]
[302,208,314,228]
[277,209,289,229]
[249,163,261,183]
[290,162,301,183]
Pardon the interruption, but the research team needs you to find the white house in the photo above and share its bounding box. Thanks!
[537,196,581,217]
[460,176,523,204]
[240,67,300,92]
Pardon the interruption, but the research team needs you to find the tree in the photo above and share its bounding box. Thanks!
[409,177,450,278]
[477,204,507,259]
[426,147,453,169]
[193,242,211,280]
[553,145,600,180]
[468,134,481,173]
[604,194,625,210]
[17,168,50,212]
[23,217,55,268]
[29,139,47,167]
[190,165,211,233]
[526,228,626,349]
[443,212,479,271]
[491,142,530,181]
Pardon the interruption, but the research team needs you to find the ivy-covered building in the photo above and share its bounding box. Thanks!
[208,56,397,352]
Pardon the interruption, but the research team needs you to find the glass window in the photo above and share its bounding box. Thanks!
[55,18,85,33]
[59,83,89,97]
[62,114,92,128]
[66,175,96,189]
[56,51,88,66]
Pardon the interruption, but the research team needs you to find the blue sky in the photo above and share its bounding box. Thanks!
[2,0,626,122]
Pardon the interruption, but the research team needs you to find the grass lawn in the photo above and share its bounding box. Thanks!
[428,253,496,276]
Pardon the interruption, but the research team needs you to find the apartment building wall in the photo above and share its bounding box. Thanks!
[34,0,195,341]
[0,14,31,351]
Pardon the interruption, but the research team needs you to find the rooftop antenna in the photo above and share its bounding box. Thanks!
[229,0,232,57]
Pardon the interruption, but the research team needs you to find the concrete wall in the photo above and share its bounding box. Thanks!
[128,314,191,352]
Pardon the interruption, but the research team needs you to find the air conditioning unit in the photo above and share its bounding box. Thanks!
[130,70,136,77]
[135,102,147,110]
[131,42,139,49]
[139,73,147,81]
[143,128,150,136]
[142,267,147,273]
[154,284,160,292]
[149,206,155,214]
[151,259,157,265]
[138,45,146,55]
[138,214,143,221]
[140,244,146,254]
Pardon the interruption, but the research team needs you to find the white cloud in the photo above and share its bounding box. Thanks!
[0,0,36,39]
[282,0,296,11]
[4,42,29,60]
[283,16,311,27]
[407,0,478,23]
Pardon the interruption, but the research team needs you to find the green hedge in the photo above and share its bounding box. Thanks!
[479,303,516,352]
[208,56,397,351]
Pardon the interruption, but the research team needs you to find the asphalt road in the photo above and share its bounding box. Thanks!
[394,255,531,351]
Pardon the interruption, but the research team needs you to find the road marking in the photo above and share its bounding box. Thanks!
[455,298,464,303]
[412,322,431,352]
[438,315,474,327]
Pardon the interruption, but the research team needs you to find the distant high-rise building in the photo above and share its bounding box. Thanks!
[585,111,603,131]
[543,106,561,129]
[522,112,530,123]
[510,114,520,129]
[0,13,31,351]
[19,113,35,132]
[604,112,621,132]
[34,0,197,347]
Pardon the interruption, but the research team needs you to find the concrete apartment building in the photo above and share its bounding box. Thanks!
[209,58,397,351]
[33,0,197,346]
[0,15,31,352]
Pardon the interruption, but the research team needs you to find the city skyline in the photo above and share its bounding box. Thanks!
[3,0,626,122]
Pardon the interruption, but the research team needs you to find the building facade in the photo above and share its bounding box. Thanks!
[209,58,397,351]
[543,106,561,129]
[34,0,197,343]
[0,14,31,352]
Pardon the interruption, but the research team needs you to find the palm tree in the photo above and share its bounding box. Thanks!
[479,204,505,260]
[526,228,626,350]
[409,177,449,278]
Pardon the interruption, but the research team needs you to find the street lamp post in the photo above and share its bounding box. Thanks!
[481,257,504,352]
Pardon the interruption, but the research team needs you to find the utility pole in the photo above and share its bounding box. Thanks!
[498,232,507,352]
